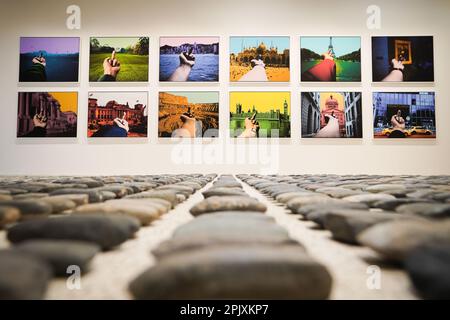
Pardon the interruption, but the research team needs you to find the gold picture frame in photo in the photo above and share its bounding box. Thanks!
[394,39,412,65]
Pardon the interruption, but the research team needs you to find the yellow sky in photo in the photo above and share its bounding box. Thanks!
[230,92,290,113]
[320,92,344,111]
[49,92,78,113]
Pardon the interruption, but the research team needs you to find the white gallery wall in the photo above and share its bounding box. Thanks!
[0,0,449,176]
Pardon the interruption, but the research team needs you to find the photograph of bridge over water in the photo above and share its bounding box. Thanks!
[159,91,219,138]
[301,36,361,82]
[19,37,80,82]
[230,92,290,138]
[301,92,362,138]
[230,36,290,82]
[159,37,219,82]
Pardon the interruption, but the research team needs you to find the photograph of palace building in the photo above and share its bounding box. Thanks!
[230,92,291,137]
[301,92,362,138]
[373,92,436,138]
[17,92,78,137]
[230,37,290,82]
[158,92,219,138]
[88,92,147,137]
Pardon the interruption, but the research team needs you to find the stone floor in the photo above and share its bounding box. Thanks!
[1,174,449,299]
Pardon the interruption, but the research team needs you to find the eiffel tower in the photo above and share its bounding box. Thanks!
[328,37,335,57]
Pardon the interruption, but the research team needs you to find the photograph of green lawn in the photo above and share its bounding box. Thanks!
[89,37,149,82]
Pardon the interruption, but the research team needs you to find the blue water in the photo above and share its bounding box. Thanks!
[159,54,219,81]
[19,53,79,82]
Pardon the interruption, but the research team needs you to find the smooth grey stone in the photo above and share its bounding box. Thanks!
[212,181,242,188]
[315,187,363,199]
[40,197,77,214]
[99,191,117,201]
[130,245,332,299]
[372,198,433,211]
[46,194,89,206]
[153,212,295,258]
[156,185,195,196]
[15,240,100,276]
[125,190,178,207]
[343,193,396,207]
[405,242,450,299]
[95,186,131,198]
[0,200,52,219]
[7,215,140,250]
[177,181,202,191]
[286,196,342,214]
[364,184,407,193]
[407,190,437,199]
[49,189,103,203]
[13,193,49,200]
[357,219,450,262]
[324,209,404,244]
[190,196,266,216]
[396,203,450,218]
[275,192,314,204]
[0,206,21,228]
[296,202,369,216]
[202,187,247,198]
[429,192,450,202]
[0,250,52,299]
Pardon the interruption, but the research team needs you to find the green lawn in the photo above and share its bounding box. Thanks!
[89,53,149,82]
[301,59,361,82]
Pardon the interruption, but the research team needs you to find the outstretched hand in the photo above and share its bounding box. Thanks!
[113,115,129,132]
[33,113,47,128]
[239,113,259,138]
[103,50,121,78]
[32,56,46,66]
[391,59,404,70]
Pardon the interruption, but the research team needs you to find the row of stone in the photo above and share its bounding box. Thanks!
[237,174,450,299]
[129,175,333,299]
[0,174,216,299]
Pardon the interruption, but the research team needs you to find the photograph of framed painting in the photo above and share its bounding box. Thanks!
[300,36,361,82]
[158,92,219,138]
[229,36,290,82]
[89,37,149,82]
[301,92,362,138]
[159,37,219,82]
[19,37,80,82]
[17,92,78,137]
[373,92,436,138]
[88,92,148,137]
[229,92,290,138]
[371,36,434,82]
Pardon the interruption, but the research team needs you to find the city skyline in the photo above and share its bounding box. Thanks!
[230,37,290,55]
[230,92,290,114]
[160,37,219,47]
[89,92,148,109]
[301,37,360,57]
[163,92,219,104]
[20,37,80,54]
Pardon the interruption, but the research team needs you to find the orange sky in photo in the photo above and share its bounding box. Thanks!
[49,92,78,113]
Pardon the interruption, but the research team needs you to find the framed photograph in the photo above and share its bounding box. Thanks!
[301,92,362,138]
[158,91,219,138]
[19,37,80,82]
[17,92,78,137]
[300,36,361,82]
[89,37,149,82]
[229,91,291,138]
[159,37,219,82]
[373,92,436,138]
[229,36,290,82]
[372,36,434,82]
[88,92,148,137]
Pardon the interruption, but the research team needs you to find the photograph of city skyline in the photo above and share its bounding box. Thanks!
[230,92,291,138]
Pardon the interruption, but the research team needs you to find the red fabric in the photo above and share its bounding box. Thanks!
[302,59,336,81]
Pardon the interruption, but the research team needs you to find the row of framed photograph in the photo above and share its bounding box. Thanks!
[18,35,434,83]
[16,91,436,139]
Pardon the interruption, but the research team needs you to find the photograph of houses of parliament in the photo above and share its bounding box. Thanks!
[230,92,291,138]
